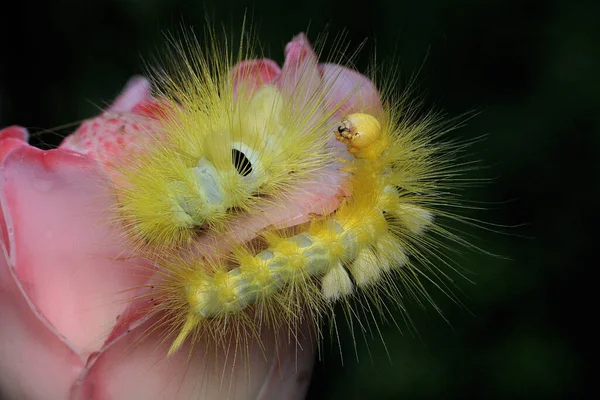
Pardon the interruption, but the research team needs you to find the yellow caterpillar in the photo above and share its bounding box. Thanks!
[105,31,473,359]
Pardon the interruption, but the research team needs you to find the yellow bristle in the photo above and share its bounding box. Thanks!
[101,29,485,372]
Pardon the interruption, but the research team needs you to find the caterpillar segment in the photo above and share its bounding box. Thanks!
[158,111,435,355]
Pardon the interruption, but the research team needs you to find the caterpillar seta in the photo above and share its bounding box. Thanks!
[65,29,482,381]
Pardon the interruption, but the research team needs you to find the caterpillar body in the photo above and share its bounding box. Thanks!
[154,107,444,355]
[66,32,473,364]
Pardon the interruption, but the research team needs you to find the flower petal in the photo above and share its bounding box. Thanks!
[0,126,28,248]
[59,112,160,171]
[0,125,29,142]
[59,78,162,171]
[0,144,149,358]
[319,63,383,117]
[107,76,153,113]
[232,59,281,97]
[0,126,28,164]
[276,34,322,106]
[256,330,314,400]
[72,317,314,400]
[0,228,83,400]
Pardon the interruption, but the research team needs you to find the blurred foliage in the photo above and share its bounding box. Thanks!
[0,0,593,398]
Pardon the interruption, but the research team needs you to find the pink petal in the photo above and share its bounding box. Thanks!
[0,144,149,359]
[0,126,28,164]
[107,76,152,113]
[0,225,83,400]
[60,78,163,171]
[131,99,170,120]
[72,316,314,400]
[319,63,383,117]
[0,125,29,142]
[0,136,26,164]
[102,272,161,346]
[256,328,315,400]
[0,126,28,247]
[276,34,322,106]
[59,112,160,171]
[232,59,281,97]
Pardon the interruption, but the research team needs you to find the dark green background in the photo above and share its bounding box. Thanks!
[1,0,593,398]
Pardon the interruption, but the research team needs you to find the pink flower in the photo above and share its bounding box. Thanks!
[0,34,380,399]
